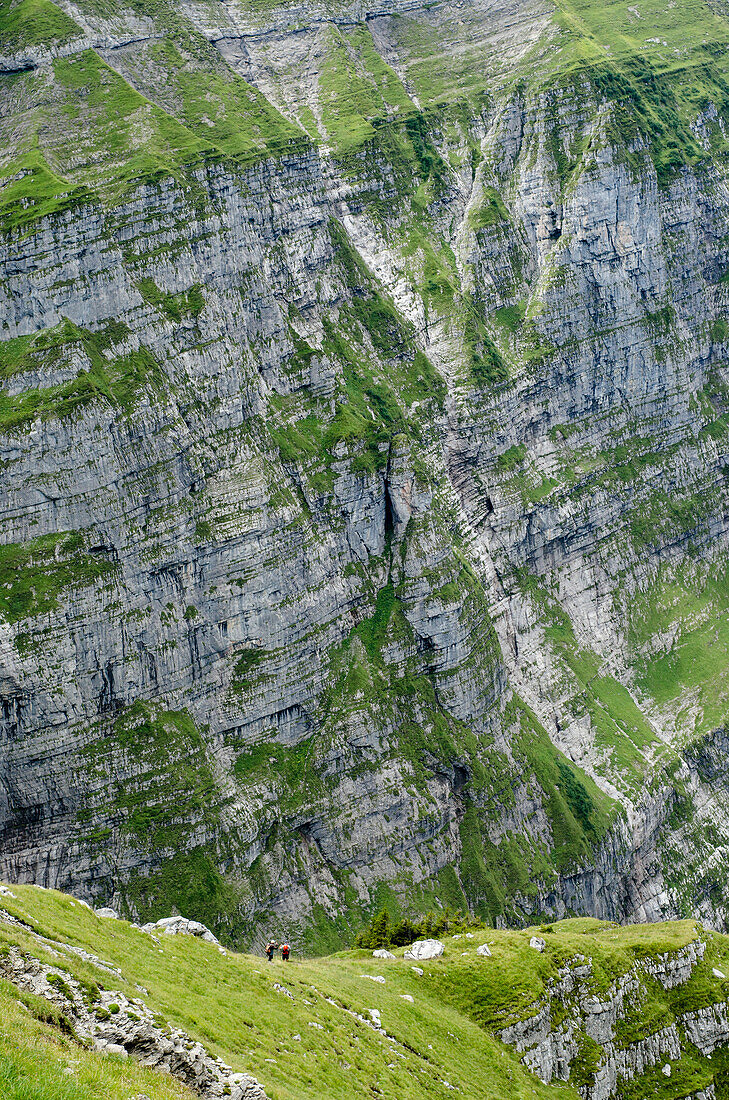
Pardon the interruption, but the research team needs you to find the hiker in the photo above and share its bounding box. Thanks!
[281,942,290,961]
[265,941,275,962]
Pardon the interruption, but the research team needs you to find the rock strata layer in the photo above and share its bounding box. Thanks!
[3,0,729,945]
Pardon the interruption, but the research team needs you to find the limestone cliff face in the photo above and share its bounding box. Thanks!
[499,934,725,1100]
[2,0,729,947]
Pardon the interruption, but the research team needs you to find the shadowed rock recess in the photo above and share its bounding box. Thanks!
[3,0,729,952]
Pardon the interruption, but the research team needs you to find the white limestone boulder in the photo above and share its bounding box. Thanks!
[141,916,220,944]
[404,939,444,961]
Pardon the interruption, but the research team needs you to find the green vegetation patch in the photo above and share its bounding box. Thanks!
[0,531,118,624]
[0,980,191,1100]
[0,0,82,53]
[469,186,510,230]
[510,696,614,872]
[629,561,729,734]
[0,318,163,430]
[137,278,205,322]
[144,37,306,161]
[318,23,414,151]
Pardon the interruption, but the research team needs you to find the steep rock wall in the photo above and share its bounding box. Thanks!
[2,0,729,946]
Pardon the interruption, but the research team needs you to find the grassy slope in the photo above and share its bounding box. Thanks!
[0,981,192,1100]
[0,1,306,233]
[0,884,580,1100]
[7,884,729,1098]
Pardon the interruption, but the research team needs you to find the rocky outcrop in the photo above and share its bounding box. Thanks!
[499,936,716,1099]
[0,942,267,1099]
[140,916,221,944]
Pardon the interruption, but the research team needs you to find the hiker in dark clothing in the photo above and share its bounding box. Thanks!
[265,941,275,962]
[281,942,290,961]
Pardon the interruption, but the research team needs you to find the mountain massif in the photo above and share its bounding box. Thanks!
[3,0,729,950]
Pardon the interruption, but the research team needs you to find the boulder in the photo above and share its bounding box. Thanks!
[529,937,546,952]
[662,1064,671,1077]
[476,943,492,957]
[372,949,395,959]
[96,907,119,919]
[141,916,219,944]
[404,939,444,961]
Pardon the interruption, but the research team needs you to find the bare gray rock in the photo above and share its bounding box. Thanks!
[404,940,445,961]
[0,941,267,1099]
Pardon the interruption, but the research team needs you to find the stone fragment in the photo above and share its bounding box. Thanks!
[477,943,492,957]
[411,966,423,976]
[361,974,386,983]
[529,937,546,952]
[662,1064,671,1077]
[372,949,395,959]
[368,1009,381,1027]
[400,994,414,1003]
[713,968,726,979]
[95,908,119,919]
[404,939,444,961]
[97,1042,127,1058]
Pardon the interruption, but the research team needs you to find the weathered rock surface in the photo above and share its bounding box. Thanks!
[0,941,267,1098]
[404,940,445,961]
[141,916,220,944]
[3,0,729,951]
[499,936,716,1100]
